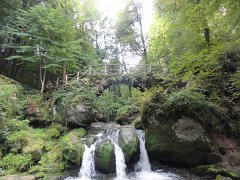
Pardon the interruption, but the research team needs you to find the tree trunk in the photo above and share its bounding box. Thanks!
[138,8,147,63]
[116,77,122,97]
[204,27,210,45]
[40,61,46,94]
[63,62,67,84]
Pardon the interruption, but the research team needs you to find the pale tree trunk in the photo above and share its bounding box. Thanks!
[40,61,46,94]
[63,62,67,84]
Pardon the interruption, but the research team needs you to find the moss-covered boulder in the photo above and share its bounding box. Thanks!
[228,152,240,167]
[118,127,139,163]
[6,125,46,162]
[215,175,233,180]
[116,105,140,125]
[24,94,50,125]
[141,90,226,166]
[53,85,99,127]
[145,117,211,166]
[142,90,224,129]
[0,76,25,119]
[61,128,86,167]
[192,165,240,180]
[95,139,115,174]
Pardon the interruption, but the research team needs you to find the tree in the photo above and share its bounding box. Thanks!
[0,0,104,92]
[149,0,240,102]
[1,3,81,92]
[115,0,147,63]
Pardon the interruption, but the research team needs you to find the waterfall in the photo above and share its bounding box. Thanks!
[109,130,126,180]
[78,143,97,179]
[135,130,151,172]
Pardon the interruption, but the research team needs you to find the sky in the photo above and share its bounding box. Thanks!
[95,0,154,64]
[96,0,153,34]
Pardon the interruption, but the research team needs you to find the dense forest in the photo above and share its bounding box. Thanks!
[0,0,240,180]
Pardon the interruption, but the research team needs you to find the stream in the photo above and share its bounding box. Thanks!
[65,130,203,180]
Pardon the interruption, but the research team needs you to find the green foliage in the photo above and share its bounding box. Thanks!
[60,128,86,166]
[25,94,50,121]
[142,89,225,130]
[6,128,46,154]
[6,119,30,131]
[116,105,140,125]
[149,0,240,103]
[96,89,122,121]
[46,123,64,139]
[1,0,101,90]
[0,153,32,172]
[53,84,97,123]
[115,0,147,61]
[38,145,65,173]
[207,165,219,173]
[0,78,25,118]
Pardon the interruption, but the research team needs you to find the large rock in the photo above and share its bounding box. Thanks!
[192,165,240,180]
[145,118,211,166]
[24,95,50,125]
[118,127,139,163]
[53,85,99,127]
[66,104,98,127]
[95,139,115,174]
[228,152,240,167]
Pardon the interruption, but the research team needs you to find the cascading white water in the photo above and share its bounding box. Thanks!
[109,130,126,180]
[78,143,96,180]
[135,130,151,172]
[65,127,197,180]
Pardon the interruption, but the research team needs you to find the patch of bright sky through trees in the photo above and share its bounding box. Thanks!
[95,0,153,65]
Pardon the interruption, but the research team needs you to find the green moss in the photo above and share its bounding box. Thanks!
[131,118,143,129]
[142,89,225,130]
[5,119,30,131]
[116,105,140,125]
[118,128,138,163]
[6,128,46,154]
[25,94,50,122]
[39,145,65,173]
[222,168,240,179]
[35,172,45,179]
[215,175,232,180]
[60,128,86,166]
[28,165,48,174]
[145,129,161,151]
[0,79,25,119]
[46,123,64,139]
[194,165,240,179]
[95,139,115,173]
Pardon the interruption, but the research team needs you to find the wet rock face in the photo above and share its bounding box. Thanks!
[145,118,212,166]
[95,139,116,174]
[118,128,139,163]
[87,123,140,172]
